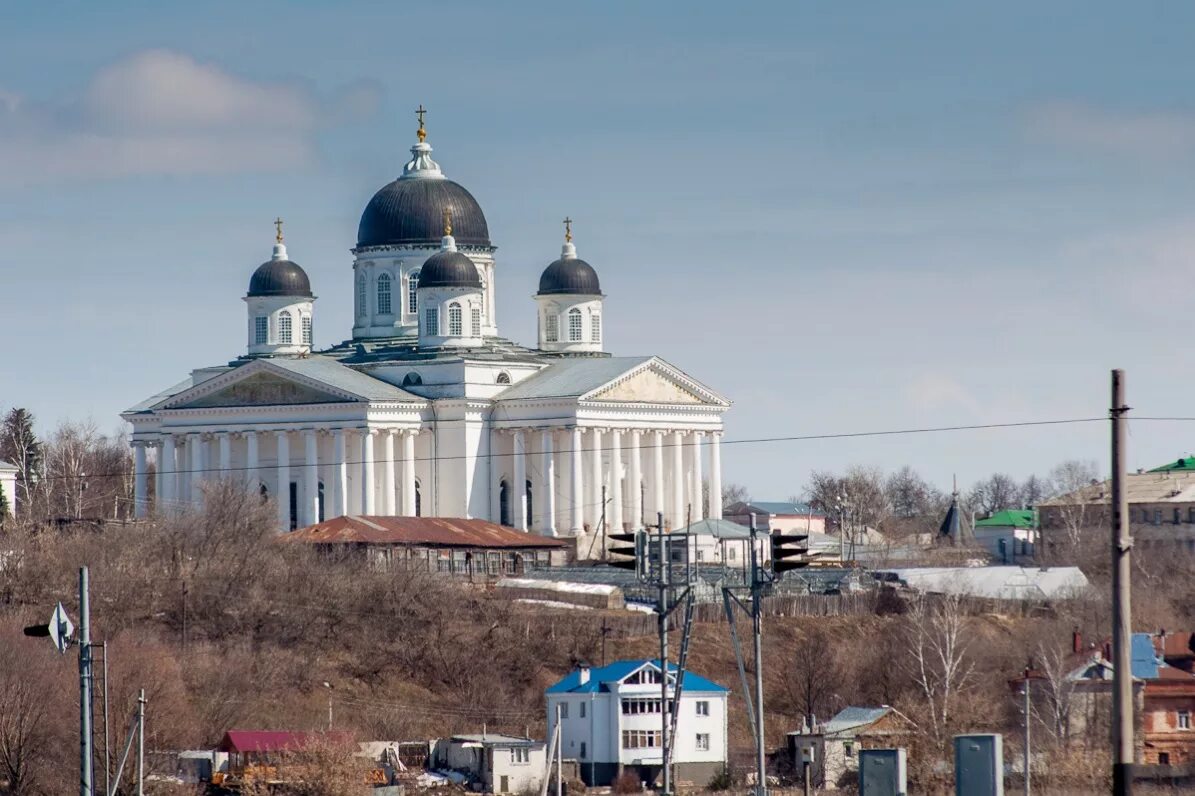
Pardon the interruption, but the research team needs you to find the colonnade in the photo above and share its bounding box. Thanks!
[500,427,722,536]
[132,427,422,528]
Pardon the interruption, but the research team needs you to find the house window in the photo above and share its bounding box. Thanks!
[1179,710,1192,730]
[1189,507,1195,524]
[580,702,586,718]
[568,308,582,341]
[696,733,710,751]
[545,313,558,342]
[1160,752,1171,766]
[579,742,586,759]
[497,372,511,385]
[254,316,268,344]
[621,730,661,749]
[408,271,419,313]
[1176,508,1182,525]
[559,703,568,719]
[278,312,293,344]
[424,307,438,336]
[302,315,312,345]
[696,701,710,716]
[844,742,855,758]
[591,313,601,342]
[728,547,737,561]
[1154,509,1163,525]
[511,748,530,764]
[471,306,482,337]
[357,274,367,317]
[377,273,392,314]
[449,302,463,336]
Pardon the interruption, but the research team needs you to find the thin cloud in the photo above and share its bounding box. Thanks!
[0,49,379,185]
[1026,100,1195,160]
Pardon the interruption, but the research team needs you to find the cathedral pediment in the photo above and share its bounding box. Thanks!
[173,371,349,408]
[584,360,729,407]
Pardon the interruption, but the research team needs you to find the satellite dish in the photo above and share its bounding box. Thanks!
[48,602,75,654]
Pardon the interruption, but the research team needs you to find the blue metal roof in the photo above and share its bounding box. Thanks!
[546,659,728,694]
[1132,633,1161,680]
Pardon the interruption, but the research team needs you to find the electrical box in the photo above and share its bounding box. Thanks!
[954,734,1003,796]
[800,745,815,765]
[859,748,907,796]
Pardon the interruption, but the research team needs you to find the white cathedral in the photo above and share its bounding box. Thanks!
[124,114,730,549]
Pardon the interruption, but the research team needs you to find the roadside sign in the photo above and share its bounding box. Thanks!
[48,602,74,654]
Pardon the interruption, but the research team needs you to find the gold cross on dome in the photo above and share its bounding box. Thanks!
[563,216,573,243]
[416,104,427,142]
[274,217,284,243]
[442,207,453,236]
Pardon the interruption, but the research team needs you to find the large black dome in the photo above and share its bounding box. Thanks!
[538,257,601,296]
[419,249,482,289]
[248,258,313,297]
[357,178,490,248]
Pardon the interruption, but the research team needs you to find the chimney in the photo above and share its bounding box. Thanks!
[578,663,590,685]
[1072,627,1082,654]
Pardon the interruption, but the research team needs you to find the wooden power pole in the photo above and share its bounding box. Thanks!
[1111,369,1134,795]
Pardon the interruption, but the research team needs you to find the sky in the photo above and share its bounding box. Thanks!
[3,0,1195,498]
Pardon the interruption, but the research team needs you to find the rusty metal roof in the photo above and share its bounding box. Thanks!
[284,515,565,550]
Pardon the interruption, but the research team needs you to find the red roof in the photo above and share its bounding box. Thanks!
[1153,632,1195,660]
[218,730,314,753]
[283,515,566,550]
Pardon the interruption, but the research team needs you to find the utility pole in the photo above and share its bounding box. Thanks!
[136,690,146,796]
[101,644,110,796]
[555,702,563,796]
[80,566,94,796]
[749,516,767,796]
[658,512,671,796]
[1111,369,1134,795]
[1022,670,1031,796]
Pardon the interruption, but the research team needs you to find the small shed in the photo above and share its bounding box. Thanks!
[433,733,547,794]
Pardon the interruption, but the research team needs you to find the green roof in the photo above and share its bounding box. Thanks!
[1150,456,1195,472]
[974,509,1037,529]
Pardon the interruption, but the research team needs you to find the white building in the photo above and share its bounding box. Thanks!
[545,659,728,787]
[433,734,547,794]
[0,461,15,519]
[122,113,731,552]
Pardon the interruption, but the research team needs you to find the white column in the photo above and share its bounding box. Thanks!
[160,436,176,506]
[589,428,603,530]
[690,431,705,522]
[628,430,642,530]
[610,429,624,533]
[245,431,259,488]
[333,429,348,517]
[189,434,203,504]
[152,442,164,512]
[303,430,319,527]
[401,430,417,515]
[513,429,527,530]
[361,429,376,514]
[218,433,231,479]
[570,427,584,535]
[652,431,665,526]
[709,432,723,520]
[541,429,557,537]
[276,430,290,530]
[133,442,148,518]
[671,430,685,530]
[382,430,396,515]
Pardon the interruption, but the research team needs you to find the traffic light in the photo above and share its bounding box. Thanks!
[771,532,815,573]
[607,530,643,573]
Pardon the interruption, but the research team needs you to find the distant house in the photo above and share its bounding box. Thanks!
[875,566,1089,601]
[973,510,1038,562]
[724,501,827,535]
[284,515,567,577]
[433,733,547,794]
[0,460,16,519]
[546,659,728,787]
[787,706,913,790]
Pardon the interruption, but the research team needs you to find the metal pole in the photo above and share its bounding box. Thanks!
[1111,369,1134,795]
[79,567,94,796]
[102,644,110,796]
[555,703,562,796]
[136,689,145,796]
[1023,678,1031,796]
[658,511,671,796]
[802,761,811,796]
[749,515,766,796]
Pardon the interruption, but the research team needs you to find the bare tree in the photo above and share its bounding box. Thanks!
[0,408,42,514]
[1046,460,1103,553]
[1020,474,1049,508]
[781,626,842,726]
[968,473,1020,518]
[903,592,976,750]
[721,482,749,506]
[1036,640,1080,747]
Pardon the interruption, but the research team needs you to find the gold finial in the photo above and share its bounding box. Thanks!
[563,216,573,243]
[442,207,453,236]
[274,216,284,243]
[416,104,427,142]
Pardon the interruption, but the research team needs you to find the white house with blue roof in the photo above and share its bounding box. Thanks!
[546,659,728,787]
[122,112,730,549]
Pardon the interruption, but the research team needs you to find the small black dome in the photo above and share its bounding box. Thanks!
[538,257,601,296]
[248,259,313,297]
[358,178,490,248]
[419,249,482,289]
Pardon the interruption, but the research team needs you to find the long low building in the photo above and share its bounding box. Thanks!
[285,515,567,577]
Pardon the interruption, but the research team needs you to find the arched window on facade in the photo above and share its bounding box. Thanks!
[545,313,559,342]
[471,306,482,338]
[302,315,312,345]
[377,273,392,315]
[568,308,582,342]
[496,371,511,385]
[357,273,367,318]
[499,479,511,527]
[448,302,463,336]
[525,480,534,526]
[402,372,423,388]
[591,312,601,343]
[317,481,325,522]
[408,271,419,313]
[278,311,293,344]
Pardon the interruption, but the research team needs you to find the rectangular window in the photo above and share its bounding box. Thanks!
[471,306,482,337]
[254,316,268,344]
[621,730,661,749]
[1179,710,1192,730]
[591,313,601,342]
[510,748,530,764]
[408,272,419,313]
[302,316,312,345]
[568,310,582,342]
[377,277,392,314]
[545,314,558,342]
[425,307,438,336]
[1154,509,1163,525]
[579,742,586,759]
[1176,508,1182,525]
[696,701,710,717]
[278,312,293,344]
[580,702,586,718]
[559,703,568,719]
[696,733,710,751]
